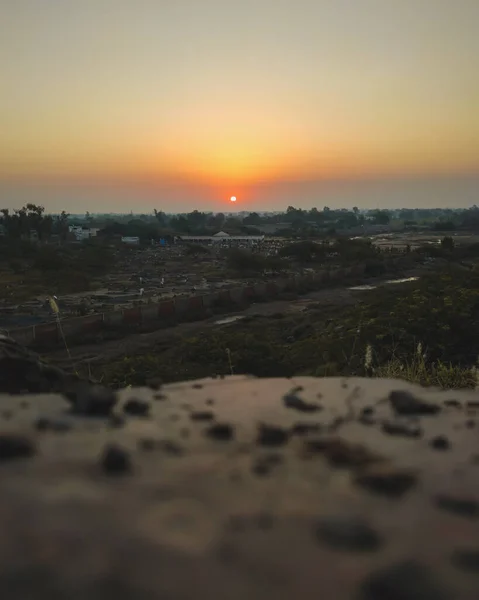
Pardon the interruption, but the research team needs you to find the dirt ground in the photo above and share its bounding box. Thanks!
[0,376,478,598]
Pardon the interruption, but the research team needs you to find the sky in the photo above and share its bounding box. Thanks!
[0,0,478,213]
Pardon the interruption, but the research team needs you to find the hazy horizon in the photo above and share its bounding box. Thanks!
[1,0,478,212]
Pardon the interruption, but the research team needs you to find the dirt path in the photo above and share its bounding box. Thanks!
[45,285,358,368]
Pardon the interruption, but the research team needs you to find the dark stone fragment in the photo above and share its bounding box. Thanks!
[358,561,450,600]
[316,517,382,552]
[283,389,321,413]
[257,424,290,447]
[101,444,131,475]
[68,383,118,417]
[361,406,374,417]
[206,423,234,441]
[444,399,461,408]
[192,383,203,389]
[109,414,125,428]
[159,440,184,456]
[20,400,29,409]
[146,377,162,390]
[430,435,450,450]
[434,494,479,518]
[123,398,150,417]
[355,465,417,497]
[389,390,440,416]
[306,437,383,469]
[190,410,215,422]
[466,400,479,409]
[252,453,283,476]
[291,422,322,436]
[154,393,167,401]
[451,549,479,573]
[0,434,35,461]
[206,398,215,406]
[382,420,422,438]
[466,419,476,428]
[34,416,49,430]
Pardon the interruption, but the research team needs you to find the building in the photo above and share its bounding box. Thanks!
[68,226,100,241]
[121,236,140,245]
[179,231,265,244]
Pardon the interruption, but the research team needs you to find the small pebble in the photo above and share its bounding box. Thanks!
[358,561,450,600]
[101,444,131,475]
[291,422,322,436]
[429,435,450,451]
[444,399,461,408]
[354,465,417,497]
[190,411,214,422]
[159,440,184,456]
[257,424,290,447]
[382,421,422,438]
[315,516,382,552]
[69,383,118,417]
[0,434,35,461]
[147,378,162,390]
[283,390,321,413]
[206,423,234,441]
[434,494,479,519]
[123,398,150,417]
[389,390,440,416]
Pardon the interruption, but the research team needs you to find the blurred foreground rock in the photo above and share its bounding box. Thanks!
[0,369,478,598]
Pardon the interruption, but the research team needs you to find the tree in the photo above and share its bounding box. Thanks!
[369,210,391,225]
[441,236,455,252]
[243,212,261,226]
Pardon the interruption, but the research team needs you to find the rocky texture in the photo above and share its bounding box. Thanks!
[0,372,478,598]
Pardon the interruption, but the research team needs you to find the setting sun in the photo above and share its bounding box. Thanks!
[230,196,237,202]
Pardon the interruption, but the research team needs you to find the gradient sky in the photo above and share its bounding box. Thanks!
[1,0,478,212]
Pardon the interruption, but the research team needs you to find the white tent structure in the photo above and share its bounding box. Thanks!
[179,231,264,243]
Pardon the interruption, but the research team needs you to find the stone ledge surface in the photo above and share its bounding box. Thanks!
[0,376,478,599]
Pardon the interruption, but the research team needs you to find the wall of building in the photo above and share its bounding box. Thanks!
[6,265,366,349]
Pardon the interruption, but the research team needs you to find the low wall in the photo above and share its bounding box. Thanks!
[6,265,366,348]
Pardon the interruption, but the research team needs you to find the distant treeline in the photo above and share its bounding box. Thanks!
[2,204,479,242]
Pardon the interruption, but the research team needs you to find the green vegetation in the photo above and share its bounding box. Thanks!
[97,265,479,390]
[0,240,115,301]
